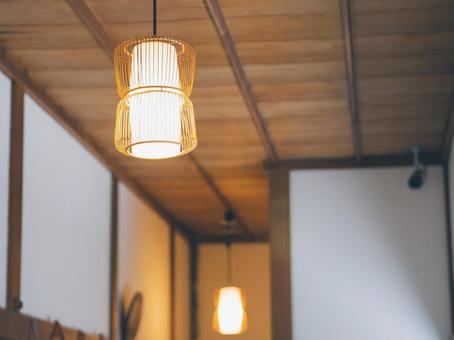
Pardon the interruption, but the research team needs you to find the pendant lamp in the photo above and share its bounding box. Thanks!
[114,0,197,159]
[213,212,248,335]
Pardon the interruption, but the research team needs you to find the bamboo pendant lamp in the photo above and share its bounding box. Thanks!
[114,0,197,159]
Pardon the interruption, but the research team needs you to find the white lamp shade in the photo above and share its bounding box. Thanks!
[213,286,248,335]
[114,36,197,159]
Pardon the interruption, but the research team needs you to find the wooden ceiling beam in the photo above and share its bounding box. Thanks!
[0,50,194,241]
[264,151,442,171]
[198,233,268,244]
[65,0,255,239]
[66,0,114,61]
[203,0,279,162]
[340,0,362,162]
[188,154,254,240]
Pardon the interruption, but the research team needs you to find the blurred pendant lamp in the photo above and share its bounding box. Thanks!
[213,210,248,335]
[113,0,197,159]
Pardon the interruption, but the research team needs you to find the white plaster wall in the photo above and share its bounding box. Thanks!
[118,183,171,340]
[21,95,111,334]
[0,71,11,308]
[290,167,450,340]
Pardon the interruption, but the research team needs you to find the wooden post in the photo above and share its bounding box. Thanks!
[443,165,454,333]
[109,175,119,340]
[6,80,24,312]
[269,169,292,340]
[170,227,176,340]
[190,239,198,340]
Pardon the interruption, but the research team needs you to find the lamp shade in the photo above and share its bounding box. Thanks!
[114,36,197,159]
[213,286,248,335]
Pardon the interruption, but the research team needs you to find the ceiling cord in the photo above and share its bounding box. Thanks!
[153,0,157,35]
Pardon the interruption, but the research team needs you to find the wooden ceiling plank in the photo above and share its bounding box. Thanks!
[202,0,278,161]
[341,0,362,161]
[188,154,254,240]
[66,0,256,238]
[66,0,115,61]
[0,49,193,240]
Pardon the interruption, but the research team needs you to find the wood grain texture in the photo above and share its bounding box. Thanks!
[264,151,442,171]
[203,0,279,161]
[66,0,115,60]
[1,0,453,238]
[269,170,292,340]
[6,80,24,312]
[341,0,362,161]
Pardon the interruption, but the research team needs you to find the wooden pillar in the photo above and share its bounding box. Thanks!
[170,227,176,340]
[190,239,198,340]
[6,80,24,312]
[269,169,292,340]
[109,175,119,340]
[443,165,454,332]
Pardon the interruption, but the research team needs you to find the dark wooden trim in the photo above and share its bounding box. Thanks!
[340,0,362,161]
[269,170,292,340]
[65,0,115,61]
[188,154,253,240]
[170,227,176,340]
[443,165,454,332]
[203,0,278,161]
[0,50,194,241]
[109,175,119,340]
[264,152,442,171]
[198,233,268,243]
[442,103,454,165]
[190,240,198,340]
[0,308,104,339]
[6,80,24,312]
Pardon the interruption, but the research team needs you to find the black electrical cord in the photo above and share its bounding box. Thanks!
[153,0,157,35]
[226,240,232,285]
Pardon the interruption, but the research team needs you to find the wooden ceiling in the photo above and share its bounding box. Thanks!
[0,0,453,239]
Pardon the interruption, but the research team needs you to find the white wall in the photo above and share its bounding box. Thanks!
[0,71,11,308]
[198,243,271,340]
[290,167,451,340]
[21,95,111,334]
[118,183,171,340]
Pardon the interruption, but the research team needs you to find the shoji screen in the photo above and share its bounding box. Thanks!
[21,95,111,334]
[0,71,11,308]
[290,167,450,340]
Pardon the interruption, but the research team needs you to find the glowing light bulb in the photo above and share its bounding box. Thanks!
[126,41,181,159]
[213,286,247,335]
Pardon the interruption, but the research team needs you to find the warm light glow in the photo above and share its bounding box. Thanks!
[127,90,183,159]
[213,286,247,335]
[114,36,197,159]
